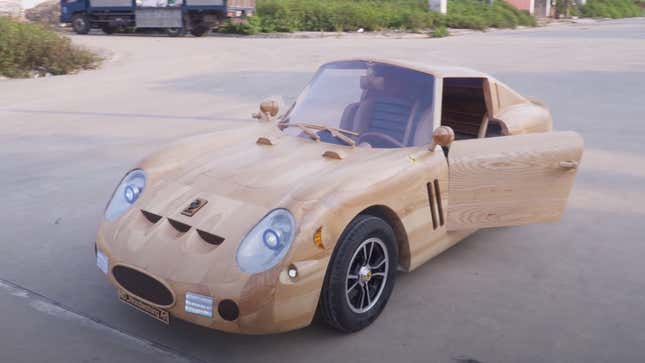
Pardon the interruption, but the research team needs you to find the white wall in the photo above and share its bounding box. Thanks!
[428,0,447,14]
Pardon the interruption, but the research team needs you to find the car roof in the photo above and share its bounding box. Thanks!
[322,58,492,79]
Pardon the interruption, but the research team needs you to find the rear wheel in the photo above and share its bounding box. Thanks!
[72,14,91,35]
[101,25,117,35]
[319,215,398,333]
[190,24,210,37]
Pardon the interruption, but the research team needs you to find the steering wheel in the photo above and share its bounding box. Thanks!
[357,132,405,148]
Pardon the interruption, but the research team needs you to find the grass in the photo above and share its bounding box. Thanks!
[579,0,644,18]
[446,0,536,30]
[219,0,536,35]
[0,17,100,78]
[431,25,449,38]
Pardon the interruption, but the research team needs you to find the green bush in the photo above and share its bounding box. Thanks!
[220,16,261,34]
[219,0,536,34]
[579,0,643,18]
[446,0,535,29]
[431,25,449,37]
[0,17,100,78]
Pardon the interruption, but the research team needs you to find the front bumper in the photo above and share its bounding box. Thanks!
[96,239,327,334]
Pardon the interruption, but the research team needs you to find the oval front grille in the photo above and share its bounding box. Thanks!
[112,265,174,307]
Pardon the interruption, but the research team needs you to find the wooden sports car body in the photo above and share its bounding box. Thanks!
[95,59,583,334]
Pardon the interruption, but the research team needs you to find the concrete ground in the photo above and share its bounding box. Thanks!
[1,18,644,363]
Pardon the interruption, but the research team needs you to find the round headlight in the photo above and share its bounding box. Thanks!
[236,209,296,273]
[105,169,146,221]
[263,229,280,250]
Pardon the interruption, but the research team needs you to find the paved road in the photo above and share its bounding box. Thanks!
[1,18,645,363]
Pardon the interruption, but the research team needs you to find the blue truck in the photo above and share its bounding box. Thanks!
[60,0,255,37]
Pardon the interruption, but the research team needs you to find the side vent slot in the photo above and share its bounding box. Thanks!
[434,179,445,226]
[141,210,162,224]
[427,183,438,229]
[168,218,191,233]
[197,230,225,246]
[427,179,445,230]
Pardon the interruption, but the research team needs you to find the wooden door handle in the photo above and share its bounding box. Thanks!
[559,161,579,169]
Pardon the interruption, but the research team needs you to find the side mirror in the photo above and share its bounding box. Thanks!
[429,126,455,152]
[253,98,282,121]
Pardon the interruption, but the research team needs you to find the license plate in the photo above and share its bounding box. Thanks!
[118,290,170,325]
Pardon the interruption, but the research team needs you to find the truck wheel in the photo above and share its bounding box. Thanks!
[102,25,117,35]
[319,215,398,333]
[166,28,186,37]
[190,25,210,37]
[72,14,91,35]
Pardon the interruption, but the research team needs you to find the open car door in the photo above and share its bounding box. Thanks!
[446,131,583,231]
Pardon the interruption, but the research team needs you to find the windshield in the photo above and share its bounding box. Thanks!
[282,60,435,148]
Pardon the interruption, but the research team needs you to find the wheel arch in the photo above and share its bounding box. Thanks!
[315,205,406,331]
[358,205,410,271]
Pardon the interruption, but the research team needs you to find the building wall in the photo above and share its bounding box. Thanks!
[506,0,533,12]
[534,0,551,17]
[0,0,23,18]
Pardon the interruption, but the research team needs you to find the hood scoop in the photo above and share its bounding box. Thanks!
[141,210,162,224]
[256,136,277,146]
[322,150,345,160]
[196,230,225,246]
[168,218,191,233]
[140,210,225,247]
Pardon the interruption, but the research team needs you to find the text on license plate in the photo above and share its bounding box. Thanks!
[118,290,170,325]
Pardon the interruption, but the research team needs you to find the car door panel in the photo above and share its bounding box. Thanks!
[403,148,450,271]
[447,131,583,231]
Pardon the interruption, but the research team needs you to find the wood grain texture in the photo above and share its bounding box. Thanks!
[97,120,450,334]
[94,60,582,334]
[447,131,584,230]
[495,102,553,135]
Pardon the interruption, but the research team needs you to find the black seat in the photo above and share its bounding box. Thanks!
[365,96,414,143]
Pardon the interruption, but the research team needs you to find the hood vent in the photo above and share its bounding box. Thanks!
[197,229,225,246]
[141,213,224,246]
[168,218,191,233]
[141,210,162,224]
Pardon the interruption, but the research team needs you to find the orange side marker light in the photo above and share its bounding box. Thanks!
[313,227,324,249]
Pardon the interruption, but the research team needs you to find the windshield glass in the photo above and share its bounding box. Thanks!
[282,60,435,148]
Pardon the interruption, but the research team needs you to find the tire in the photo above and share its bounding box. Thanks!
[72,14,91,35]
[166,27,186,37]
[190,25,210,37]
[319,215,398,333]
[101,25,117,35]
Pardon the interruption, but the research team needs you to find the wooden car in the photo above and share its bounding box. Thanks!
[95,59,583,334]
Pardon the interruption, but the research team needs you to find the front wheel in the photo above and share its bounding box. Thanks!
[319,215,398,332]
[72,14,91,35]
[166,27,186,37]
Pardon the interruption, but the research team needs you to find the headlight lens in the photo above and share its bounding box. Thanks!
[236,209,296,273]
[105,169,146,221]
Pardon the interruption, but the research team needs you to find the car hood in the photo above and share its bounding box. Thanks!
[139,122,416,211]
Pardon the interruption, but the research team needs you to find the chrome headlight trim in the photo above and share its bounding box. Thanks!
[105,169,146,221]
[236,208,296,273]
